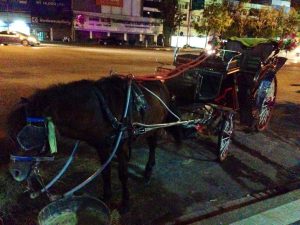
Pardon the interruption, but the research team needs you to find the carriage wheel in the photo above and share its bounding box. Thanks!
[253,76,277,131]
[217,112,234,162]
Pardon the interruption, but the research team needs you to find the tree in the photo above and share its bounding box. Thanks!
[159,0,182,46]
[282,8,298,37]
[226,2,251,37]
[194,0,233,37]
[249,7,298,38]
[249,7,279,37]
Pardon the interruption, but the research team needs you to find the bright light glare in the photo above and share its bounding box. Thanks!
[171,36,209,48]
[0,20,7,32]
[206,49,216,55]
[9,20,30,35]
[0,20,6,27]
[206,44,212,50]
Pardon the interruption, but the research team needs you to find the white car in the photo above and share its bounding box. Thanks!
[0,31,40,46]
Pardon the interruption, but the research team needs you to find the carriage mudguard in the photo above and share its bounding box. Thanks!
[255,69,276,108]
[259,68,276,83]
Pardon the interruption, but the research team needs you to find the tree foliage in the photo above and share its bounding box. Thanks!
[194,0,233,36]
[193,1,299,39]
[227,2,251,37]
[282,8,299,36]
[159,0,182,46]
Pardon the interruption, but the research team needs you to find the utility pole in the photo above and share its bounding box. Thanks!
[186,0,192,46]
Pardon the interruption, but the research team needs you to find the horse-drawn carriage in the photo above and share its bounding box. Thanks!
[7,38,287,222]
[163,37,287,161]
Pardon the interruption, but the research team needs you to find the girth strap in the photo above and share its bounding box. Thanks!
[94,87,121,130]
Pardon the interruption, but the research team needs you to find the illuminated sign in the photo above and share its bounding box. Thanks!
[96,0,123,7]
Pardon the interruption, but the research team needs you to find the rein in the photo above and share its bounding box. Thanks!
[12,77,134,200]
[63,78,133,197]
[10,155,55,162]
[11,75,203,200]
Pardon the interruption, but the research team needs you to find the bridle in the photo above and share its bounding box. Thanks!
[11,116,55,161]
[10,115,81,200]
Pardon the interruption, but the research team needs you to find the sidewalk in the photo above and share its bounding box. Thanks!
[171,184,300,225]
[198,189,300,225]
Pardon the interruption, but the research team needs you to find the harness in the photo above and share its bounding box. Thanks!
[11,76,208,199]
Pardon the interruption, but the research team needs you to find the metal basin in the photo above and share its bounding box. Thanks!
[38,196,111,225]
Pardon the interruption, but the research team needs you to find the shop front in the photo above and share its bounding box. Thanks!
[31,0,72,41]
[73,11,163,45]
[31,17,72,41]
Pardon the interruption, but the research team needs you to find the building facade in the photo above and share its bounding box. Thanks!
[31,0,72,41]
[73,0,163,44]
[0,0,72,40]
[1,0,163,44]
[233,0,291,10]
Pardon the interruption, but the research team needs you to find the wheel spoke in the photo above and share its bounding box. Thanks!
[218,113,234,160]
[220,138,230,153]
[256,78,276,128]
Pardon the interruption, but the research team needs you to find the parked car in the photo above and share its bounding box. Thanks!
[0,31,40,46]
[98,37,125,46]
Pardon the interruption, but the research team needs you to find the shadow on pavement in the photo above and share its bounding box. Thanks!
[269,102,300,146]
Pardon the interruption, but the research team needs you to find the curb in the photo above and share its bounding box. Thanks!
[167,180,300,225]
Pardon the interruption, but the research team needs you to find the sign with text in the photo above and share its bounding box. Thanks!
[31,0,72,21]
[96,0,123,7]
[32,16,71,26]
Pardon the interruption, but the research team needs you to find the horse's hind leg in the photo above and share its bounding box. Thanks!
[117,144,130,213]
[144,134,157,184]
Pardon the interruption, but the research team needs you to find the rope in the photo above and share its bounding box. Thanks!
[40,141,80,194]
[139,85,181,121]
[132,118,207,131]
[133,53,209,81]
[64,129,124,198]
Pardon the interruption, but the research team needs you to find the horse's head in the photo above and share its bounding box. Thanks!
[7,98,53,184]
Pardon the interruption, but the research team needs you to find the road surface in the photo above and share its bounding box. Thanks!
[0,44,299,225]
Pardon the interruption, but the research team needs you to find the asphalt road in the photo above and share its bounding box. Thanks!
[0,44,299,224]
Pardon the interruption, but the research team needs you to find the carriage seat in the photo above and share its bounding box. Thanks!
[165,66,225,106]
[225,38,277,74]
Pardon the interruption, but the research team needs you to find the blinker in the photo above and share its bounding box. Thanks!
[17,125,47,151]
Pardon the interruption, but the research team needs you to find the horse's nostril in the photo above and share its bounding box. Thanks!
[14,170,20,178]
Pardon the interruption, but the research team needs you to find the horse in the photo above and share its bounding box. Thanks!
[6,75,180,212]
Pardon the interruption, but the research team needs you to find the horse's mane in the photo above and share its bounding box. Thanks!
[27,75,126,110]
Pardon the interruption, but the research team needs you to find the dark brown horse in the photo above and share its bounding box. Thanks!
[7,75,179,212]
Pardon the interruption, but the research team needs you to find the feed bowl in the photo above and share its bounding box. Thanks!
[38,196,111,225]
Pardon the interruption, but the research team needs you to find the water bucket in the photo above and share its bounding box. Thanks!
[38,196,111,225]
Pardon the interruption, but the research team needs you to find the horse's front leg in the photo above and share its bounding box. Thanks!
[97,148,112,203]
[144,134,157,184]
[117,143,130,213]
